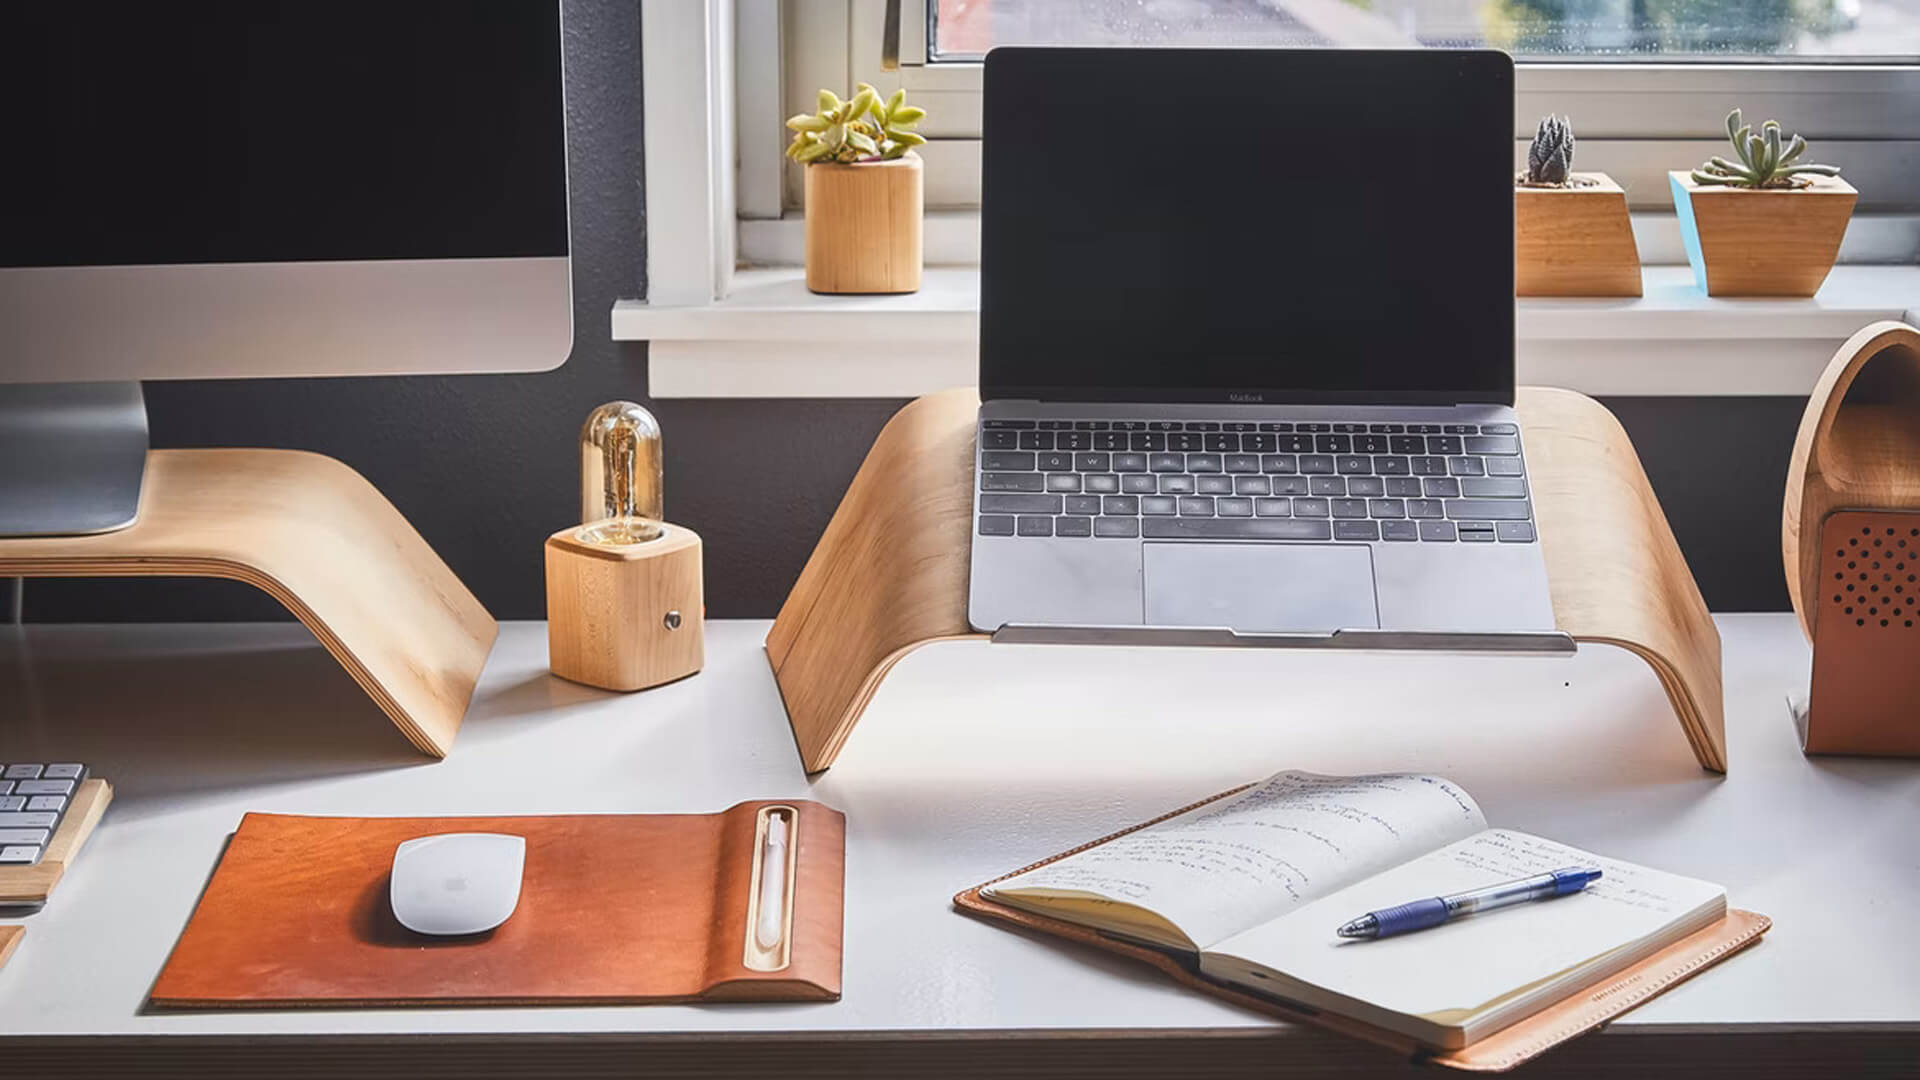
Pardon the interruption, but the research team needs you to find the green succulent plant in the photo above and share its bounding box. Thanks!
[1691,108,1840,189]
[785,84,927,165]
[1523,114,1575,186]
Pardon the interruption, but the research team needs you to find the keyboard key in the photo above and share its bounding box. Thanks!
[1310,477,1347,496]
[1459,523,1498,543]
[1084,473,1120,494]
[1448,499,1533,521]
[1373,455,1410,476]
[0,847,37,864]
[1300,455,1335,475]
[1482,422,1517,435]
[1407,499,1446,519]
[1258,422,1294,432]
[0,813,57,828]
[1234,476,1270,495]
[0,797,20,811]
[1016,516,1053,537]
[1369,499,1406,518]
[1265,476,1305,495]
[1331,499,1369,519]
[1334,520,1380,541]
[1224,454,1261,474]
[1355,435,1390,454]
[1197,475,1234,495]
[1261,454,1299,474]
[1131,432,1167,451]
[1243,433,1277,452]
[24,796,65,812]
[1178,496,1216,516]
[1102,496,1139,515]
[980,494,1062,514]
[5,765,42,780]
[981,430,1019,450]
[1316,434,1352,454]
[1160,475,1197,494]
[1278,434,1315,453]
[1046,474,1082,493]
[1064,495,1101,515]
[1412,456,1448,476]
[1385,477,1422,497]
[1018,431,1053,450]
[1255,498,1292,517]
[1348,477,1384,497]
[1381,520,1420,541]
[1223,422,1255,432]
[1150,453,1185,472]
[1333,422,1368,433]
[1095,517,1140,538]
[1073,421,1109,430]
[1462,477,1527,498]
[1371,423,1406,434]
[1293,497,1330,517]
[1217,497,1254,517]
[0,829,50,846]
[1149,421,1181,432]
[1055,431,1091,451]
[1486,456,1524,477]
[1423,478,1462,498]
[0,781,9,795]
[1336,455,1370,475]
[1497,521,1538,542]
[1141,496,1178,515]
[1185,421,1220,432]
[1075,452,1110,472]
[1448,456,1486,476]
[1186,453,1223,473]
[1092,432,1128,451]
[1054,515,1093,537]
[1389,435,1425,454]
[978,515,1015,536]
[1168,432,1204,452]
[1409,423,1442,434]
[1114,453,1149,472]
[1142,518,1333,541]
[1122,474,1157,493]
[983,419,1035,429]
[1467,435,1520,455]
[1204,433,1237,452]
[1444,423,1478,435]
[1297,422,1330,433]
[1428,435,1464,454]
[1037,420,1073,430]
[1038,451,1073,472]
[981,451,1035,471]
[1420,520,1457,542]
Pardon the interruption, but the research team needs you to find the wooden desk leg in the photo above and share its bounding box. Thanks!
[770,388,1725,775]
[0,449,496,758]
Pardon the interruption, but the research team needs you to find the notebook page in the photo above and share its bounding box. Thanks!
[1210,829,1726,1021]
[986,772,1486,950]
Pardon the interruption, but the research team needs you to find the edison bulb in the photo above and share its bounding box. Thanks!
[577,400,663,545]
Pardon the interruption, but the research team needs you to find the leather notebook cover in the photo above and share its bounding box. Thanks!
[954,788,1770,1073]
[150,800,844,1008]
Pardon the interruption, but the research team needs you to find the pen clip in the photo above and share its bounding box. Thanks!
[743,805,797,972]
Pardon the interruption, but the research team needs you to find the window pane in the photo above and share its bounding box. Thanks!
[931,0,1920,62]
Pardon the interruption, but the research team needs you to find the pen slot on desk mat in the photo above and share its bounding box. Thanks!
[742,805,798,972]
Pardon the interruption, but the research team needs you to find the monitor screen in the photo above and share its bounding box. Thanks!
[0,1,567,269]
[979,48,1514,406]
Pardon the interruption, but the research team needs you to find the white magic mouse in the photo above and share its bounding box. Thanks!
[389,833,526,936]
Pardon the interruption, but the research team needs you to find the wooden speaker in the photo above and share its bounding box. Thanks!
[1784,320,1920,755]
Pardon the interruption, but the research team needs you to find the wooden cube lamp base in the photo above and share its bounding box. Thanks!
[0,778,113,907]
[545,523,705,692]
[768,387,1726,775]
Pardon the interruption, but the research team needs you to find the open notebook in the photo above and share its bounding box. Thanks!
[979,771,1729,1051]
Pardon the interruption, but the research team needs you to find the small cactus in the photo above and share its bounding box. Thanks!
[1692,109,1840,189]
[1523,115,1575,186]
[785,84,927,165]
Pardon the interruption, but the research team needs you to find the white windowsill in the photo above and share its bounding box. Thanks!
[614,265,1920,399]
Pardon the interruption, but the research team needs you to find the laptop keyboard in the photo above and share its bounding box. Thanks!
[976,420,1534,544]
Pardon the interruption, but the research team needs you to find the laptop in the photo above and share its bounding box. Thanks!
[969,47,1557,642]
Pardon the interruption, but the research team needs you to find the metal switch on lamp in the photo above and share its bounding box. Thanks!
[544,401,705,691]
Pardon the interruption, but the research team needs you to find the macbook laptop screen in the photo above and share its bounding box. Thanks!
[980,48,1514,406]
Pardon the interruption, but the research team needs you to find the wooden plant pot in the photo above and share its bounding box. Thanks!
[1670,171,1856,297]
[804,153,923,295]
[1514,172,1641,297]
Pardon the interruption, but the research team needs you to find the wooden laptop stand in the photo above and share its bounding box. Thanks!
[0,449,495,757]
[768,387,1725,775]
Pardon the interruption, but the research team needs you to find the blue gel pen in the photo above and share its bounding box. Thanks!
[1336,867,1603,940]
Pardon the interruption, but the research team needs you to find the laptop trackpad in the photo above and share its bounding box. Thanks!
[1142,542,1380,634]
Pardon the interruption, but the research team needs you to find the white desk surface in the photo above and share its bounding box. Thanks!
[0,615,1915,1040]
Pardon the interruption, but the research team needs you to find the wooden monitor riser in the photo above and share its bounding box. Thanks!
[769,387,1726,775]
[0,449,496,758]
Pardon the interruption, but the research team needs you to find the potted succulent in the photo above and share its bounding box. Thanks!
[1514,115,1640,297]
[1670,109,1856,297]
[786,84,927,295]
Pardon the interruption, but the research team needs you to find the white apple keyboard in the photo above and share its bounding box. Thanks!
[0,763,89,865]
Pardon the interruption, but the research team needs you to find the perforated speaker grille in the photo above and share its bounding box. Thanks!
[1826,521,1920,630]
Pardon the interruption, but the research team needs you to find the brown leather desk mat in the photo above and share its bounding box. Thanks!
[151,801,844,1008]
[955,787,1770,1073]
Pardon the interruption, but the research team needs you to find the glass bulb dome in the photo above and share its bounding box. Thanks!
[577,400,663,546]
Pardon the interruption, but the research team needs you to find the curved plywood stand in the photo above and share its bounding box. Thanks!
[770,387,1725,774]
[0,449,496,757]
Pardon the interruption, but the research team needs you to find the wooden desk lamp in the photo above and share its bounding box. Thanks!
[1784,321,1920,756]
[545,402,704,692]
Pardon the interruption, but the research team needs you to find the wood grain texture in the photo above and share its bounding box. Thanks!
[1671,171,1856,297]
[0,779,113,905]
[0,450,496,758]
[1515,174,1641,297]
[803,153,923,294]
[766,388,1726,774]
[0,925,19,973]
[149,802,845,1008]
[545,523,704,691]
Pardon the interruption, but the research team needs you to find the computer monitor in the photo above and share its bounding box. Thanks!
[0,1,572,536]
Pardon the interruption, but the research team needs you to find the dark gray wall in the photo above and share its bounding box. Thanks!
[20,1,1804,622]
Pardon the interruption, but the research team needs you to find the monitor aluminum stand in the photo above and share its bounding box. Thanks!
[0,382,148,536]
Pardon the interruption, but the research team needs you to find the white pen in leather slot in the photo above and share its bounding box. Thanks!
[756,813,790,950]
[743,805,797,972]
